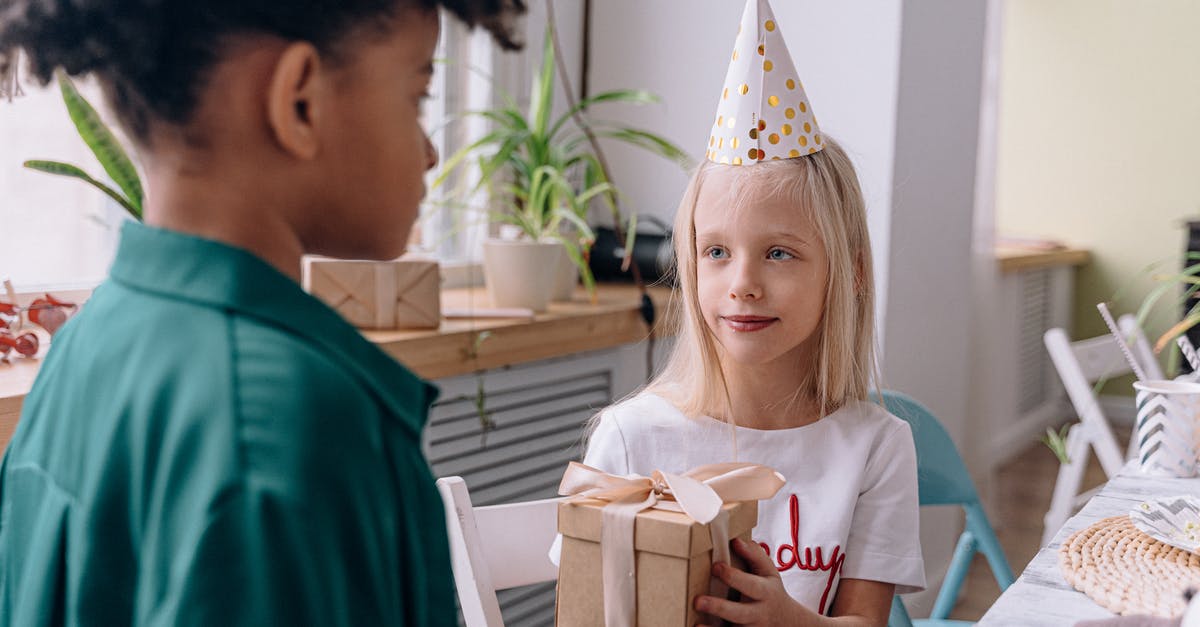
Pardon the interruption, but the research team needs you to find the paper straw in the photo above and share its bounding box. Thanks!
[1177,335,1200,374]
[1097,302,1148,382]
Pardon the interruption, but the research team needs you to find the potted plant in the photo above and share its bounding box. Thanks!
[23,70,144,221]
[433,27,690,311]
[1043,246,1200,464]
[1136,252,1200,364]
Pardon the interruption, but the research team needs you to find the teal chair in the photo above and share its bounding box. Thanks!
[876,391,1015,627]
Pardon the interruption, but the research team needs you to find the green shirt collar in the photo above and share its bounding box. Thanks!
[108,221,437,437]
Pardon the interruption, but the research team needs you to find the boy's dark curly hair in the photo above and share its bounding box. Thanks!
[0,0,525,141]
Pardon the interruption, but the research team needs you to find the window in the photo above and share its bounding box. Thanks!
[418,17,493,264]
[0,73,129,291]
[419,15,532,265]
[0,10,524,291]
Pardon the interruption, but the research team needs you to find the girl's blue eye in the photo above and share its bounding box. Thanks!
[768,248,795,261]
[706,247,729,260]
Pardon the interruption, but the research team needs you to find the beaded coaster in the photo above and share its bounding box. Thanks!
[1060,516,1200,617]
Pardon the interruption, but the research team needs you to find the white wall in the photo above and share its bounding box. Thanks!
[882,2,988,455]
[995,0,1200,351]
[586,0,903,335]
[881,1,991,613]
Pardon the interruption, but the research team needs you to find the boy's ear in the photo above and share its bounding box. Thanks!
[266,42,321,160]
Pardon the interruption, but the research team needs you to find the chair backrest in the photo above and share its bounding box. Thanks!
[876,390,977,508]
[1047,314,1162,383]
[876,390,1015,626]
[1043,313,1163,476]
[436,476,561,627]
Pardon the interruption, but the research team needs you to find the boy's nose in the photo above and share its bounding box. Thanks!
[423,135,439,171]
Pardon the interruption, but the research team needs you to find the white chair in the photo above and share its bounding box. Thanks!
[1041,314,1164,546]
[436,476,562,627]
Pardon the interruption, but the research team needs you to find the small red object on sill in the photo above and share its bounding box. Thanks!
[0,329,38,359]
[0,293,78,336]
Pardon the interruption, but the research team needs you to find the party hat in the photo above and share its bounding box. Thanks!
[706,0,822,165]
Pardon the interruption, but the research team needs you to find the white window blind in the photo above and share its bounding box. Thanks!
[0,8,515,290]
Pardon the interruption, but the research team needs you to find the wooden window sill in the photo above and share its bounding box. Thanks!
[364,284,675,379]
[0,284,675,449]
[995,246,1090,273]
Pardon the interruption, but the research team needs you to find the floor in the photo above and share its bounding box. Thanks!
[946,425,1124,620]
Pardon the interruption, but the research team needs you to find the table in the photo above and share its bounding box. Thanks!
[980,461,1200,625]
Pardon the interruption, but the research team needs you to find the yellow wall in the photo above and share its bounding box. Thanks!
[996,1,1200,377]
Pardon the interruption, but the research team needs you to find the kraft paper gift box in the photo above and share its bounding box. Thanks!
[302,257,440,330]
[556,498,757,627]
[554,462,785,627]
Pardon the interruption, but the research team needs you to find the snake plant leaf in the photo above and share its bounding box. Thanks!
[55,70,143,215]
[471,107,529,133]
[622,213,639,273]
[555,207,595,244]
[1135,263,1200,331]
[1041,425,1072,465]
[528,25,556,139]
[559,238,597,301]
[431,128,508,190]
[571,153,618,213]
[575,181,617,213]
[1156,311,1200,353]
[584,127,693,169]
[548,89,659,139]
[24,159,141,220]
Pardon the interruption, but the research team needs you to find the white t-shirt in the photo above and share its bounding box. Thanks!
[584,392,926,616]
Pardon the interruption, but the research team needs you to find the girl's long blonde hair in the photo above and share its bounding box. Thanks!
[647,136,877,421]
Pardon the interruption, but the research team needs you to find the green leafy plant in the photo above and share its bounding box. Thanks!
[433,27,691,295]
[1041,424,1072,465]
[24,70,143,220]
[464,330,496,444]
[1133,252,1200,368]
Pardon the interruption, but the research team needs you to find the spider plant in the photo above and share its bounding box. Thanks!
[23,70,143,220]
[433,27,691,295]
[1133,252,1200,372]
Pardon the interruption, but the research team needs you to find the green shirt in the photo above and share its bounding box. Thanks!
[0,222,455,626]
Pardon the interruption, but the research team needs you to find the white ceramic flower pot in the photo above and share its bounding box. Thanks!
[550,245,579,302]
[482,239,563,312]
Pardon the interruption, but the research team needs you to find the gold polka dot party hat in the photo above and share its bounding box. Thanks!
[706,0,823,165]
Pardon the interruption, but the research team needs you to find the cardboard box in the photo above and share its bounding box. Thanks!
[303,258,440,329]
[555,499,757,627]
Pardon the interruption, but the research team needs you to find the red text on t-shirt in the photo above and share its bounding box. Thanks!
[755,493,846,615]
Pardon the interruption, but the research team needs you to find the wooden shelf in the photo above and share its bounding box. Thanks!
[995,246,1091,273]
[0,284,675,450]
[365,284,675,379]
[0,353,41,451]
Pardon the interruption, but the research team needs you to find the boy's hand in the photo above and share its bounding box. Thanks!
[694,537,816,626]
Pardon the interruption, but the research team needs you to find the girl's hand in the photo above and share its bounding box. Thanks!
[694,537,817,627]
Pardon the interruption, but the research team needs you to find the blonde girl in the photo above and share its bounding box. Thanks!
[584,138,925,626]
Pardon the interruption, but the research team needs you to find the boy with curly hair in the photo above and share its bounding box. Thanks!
[0,1,523,624]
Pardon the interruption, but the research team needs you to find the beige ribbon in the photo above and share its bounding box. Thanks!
[558,462,786,627]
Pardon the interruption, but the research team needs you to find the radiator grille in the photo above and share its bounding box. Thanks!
[1017,269,1053,414]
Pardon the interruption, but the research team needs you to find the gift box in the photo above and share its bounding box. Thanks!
[554,462,785,627]
[302,257,440,329]
[556,498,757,627]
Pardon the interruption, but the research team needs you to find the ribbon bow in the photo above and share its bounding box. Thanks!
[558,462,786,627]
